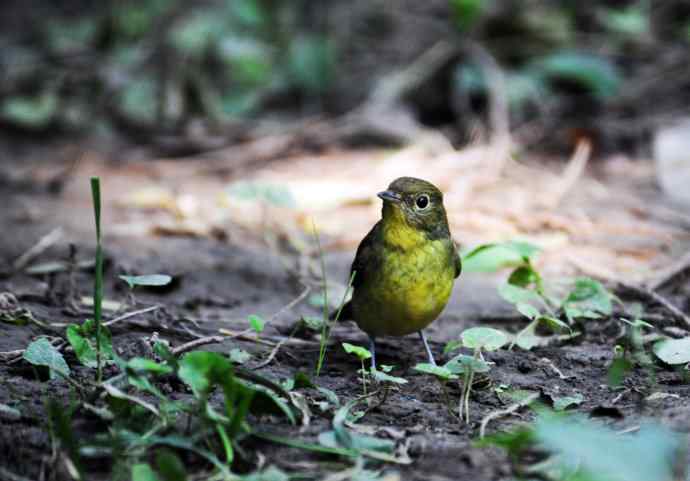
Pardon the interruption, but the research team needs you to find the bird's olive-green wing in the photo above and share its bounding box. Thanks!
[349,220,383,289]
[453,242,462,278]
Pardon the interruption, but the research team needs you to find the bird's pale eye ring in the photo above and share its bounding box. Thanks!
[415,194,430,210]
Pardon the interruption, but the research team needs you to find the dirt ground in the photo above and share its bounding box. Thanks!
[1,141,690,480]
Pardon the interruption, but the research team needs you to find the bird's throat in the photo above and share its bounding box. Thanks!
[381,206,426,250]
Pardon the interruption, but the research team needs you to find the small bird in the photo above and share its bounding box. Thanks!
[340,177,461,369]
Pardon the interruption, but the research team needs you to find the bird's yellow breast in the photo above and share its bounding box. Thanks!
[351,224,456,337]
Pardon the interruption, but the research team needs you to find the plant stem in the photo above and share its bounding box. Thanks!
[361,360,367,396]
[90,177,103,384]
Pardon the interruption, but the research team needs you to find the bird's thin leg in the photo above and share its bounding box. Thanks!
[419,330,436,365]
[369,335,377,371]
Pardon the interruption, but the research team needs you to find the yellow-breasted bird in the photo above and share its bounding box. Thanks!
[340,177,461,369]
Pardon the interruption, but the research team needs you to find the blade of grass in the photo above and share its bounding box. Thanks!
[90,177,104,383]
[313,221,329,376]
[316,269,355,377]
[252,431,358,458]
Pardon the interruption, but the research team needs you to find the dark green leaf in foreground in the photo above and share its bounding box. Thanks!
[155,448,187,481]
[535,414,681,481]
[23,338,70,379]
[132,464,161,481]
[119,274,172,288]
[653,337,690,365]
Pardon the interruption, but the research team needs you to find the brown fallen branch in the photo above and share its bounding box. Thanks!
[649,251,690,292]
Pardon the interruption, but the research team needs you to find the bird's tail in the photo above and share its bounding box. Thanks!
[329,300,353,321]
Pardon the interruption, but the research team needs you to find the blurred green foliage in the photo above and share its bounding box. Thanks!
[0,0,687,146]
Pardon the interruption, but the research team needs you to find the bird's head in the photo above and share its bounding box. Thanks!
[378,177,450,240]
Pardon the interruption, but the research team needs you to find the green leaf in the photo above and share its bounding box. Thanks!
[445,354,490,374]
[534,414,681,481]
[178,351,232,397]
[229,348,251,365]
[413,363,457,380]
[227,181,296,208]
[514,320,549,351]
[119,275,172,288]
[539,315,571,332]
[23,338,70,379]
[653,337,690,365]
[342,343,371,361]
[535,52,621,99]
[607,355,633,387]
[119,76,158,125]
[443,339,463,355]
[498,284,540,305]
[1,92,59,128]
[450,0,489,31]
[551,393,584,411]
[127,357,173,375]
[508,265,541,288]
[169,10,225,56]
[239,466,290,481]
[461,327,508,351]
[155,448,187,481]
[564,277,613,316]
[517,303,540,320]
[371,368,407,384]
[132,464,161,481]
[66,319,114,368]
[462,241,540,273]
[288,35,336,93]
[601,6,649,37]
[248,314,265,334]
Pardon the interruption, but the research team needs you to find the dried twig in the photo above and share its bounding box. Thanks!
[479,392,540,439]
[252,337,289,370]
[103,305,161,327]
[171,336,226,356]
[13,227,64,272]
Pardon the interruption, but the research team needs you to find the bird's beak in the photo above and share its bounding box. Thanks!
[377,190,402,203]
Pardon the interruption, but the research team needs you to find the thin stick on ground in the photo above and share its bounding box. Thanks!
[171,336,226,356]
[12,227,64,272]
[103,305,160,327]
[479,392,540,439]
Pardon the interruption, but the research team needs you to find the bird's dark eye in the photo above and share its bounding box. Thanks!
[415,194,430,210]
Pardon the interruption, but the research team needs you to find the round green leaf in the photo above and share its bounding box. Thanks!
[653,337,690,365]
[461,327,508,351]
